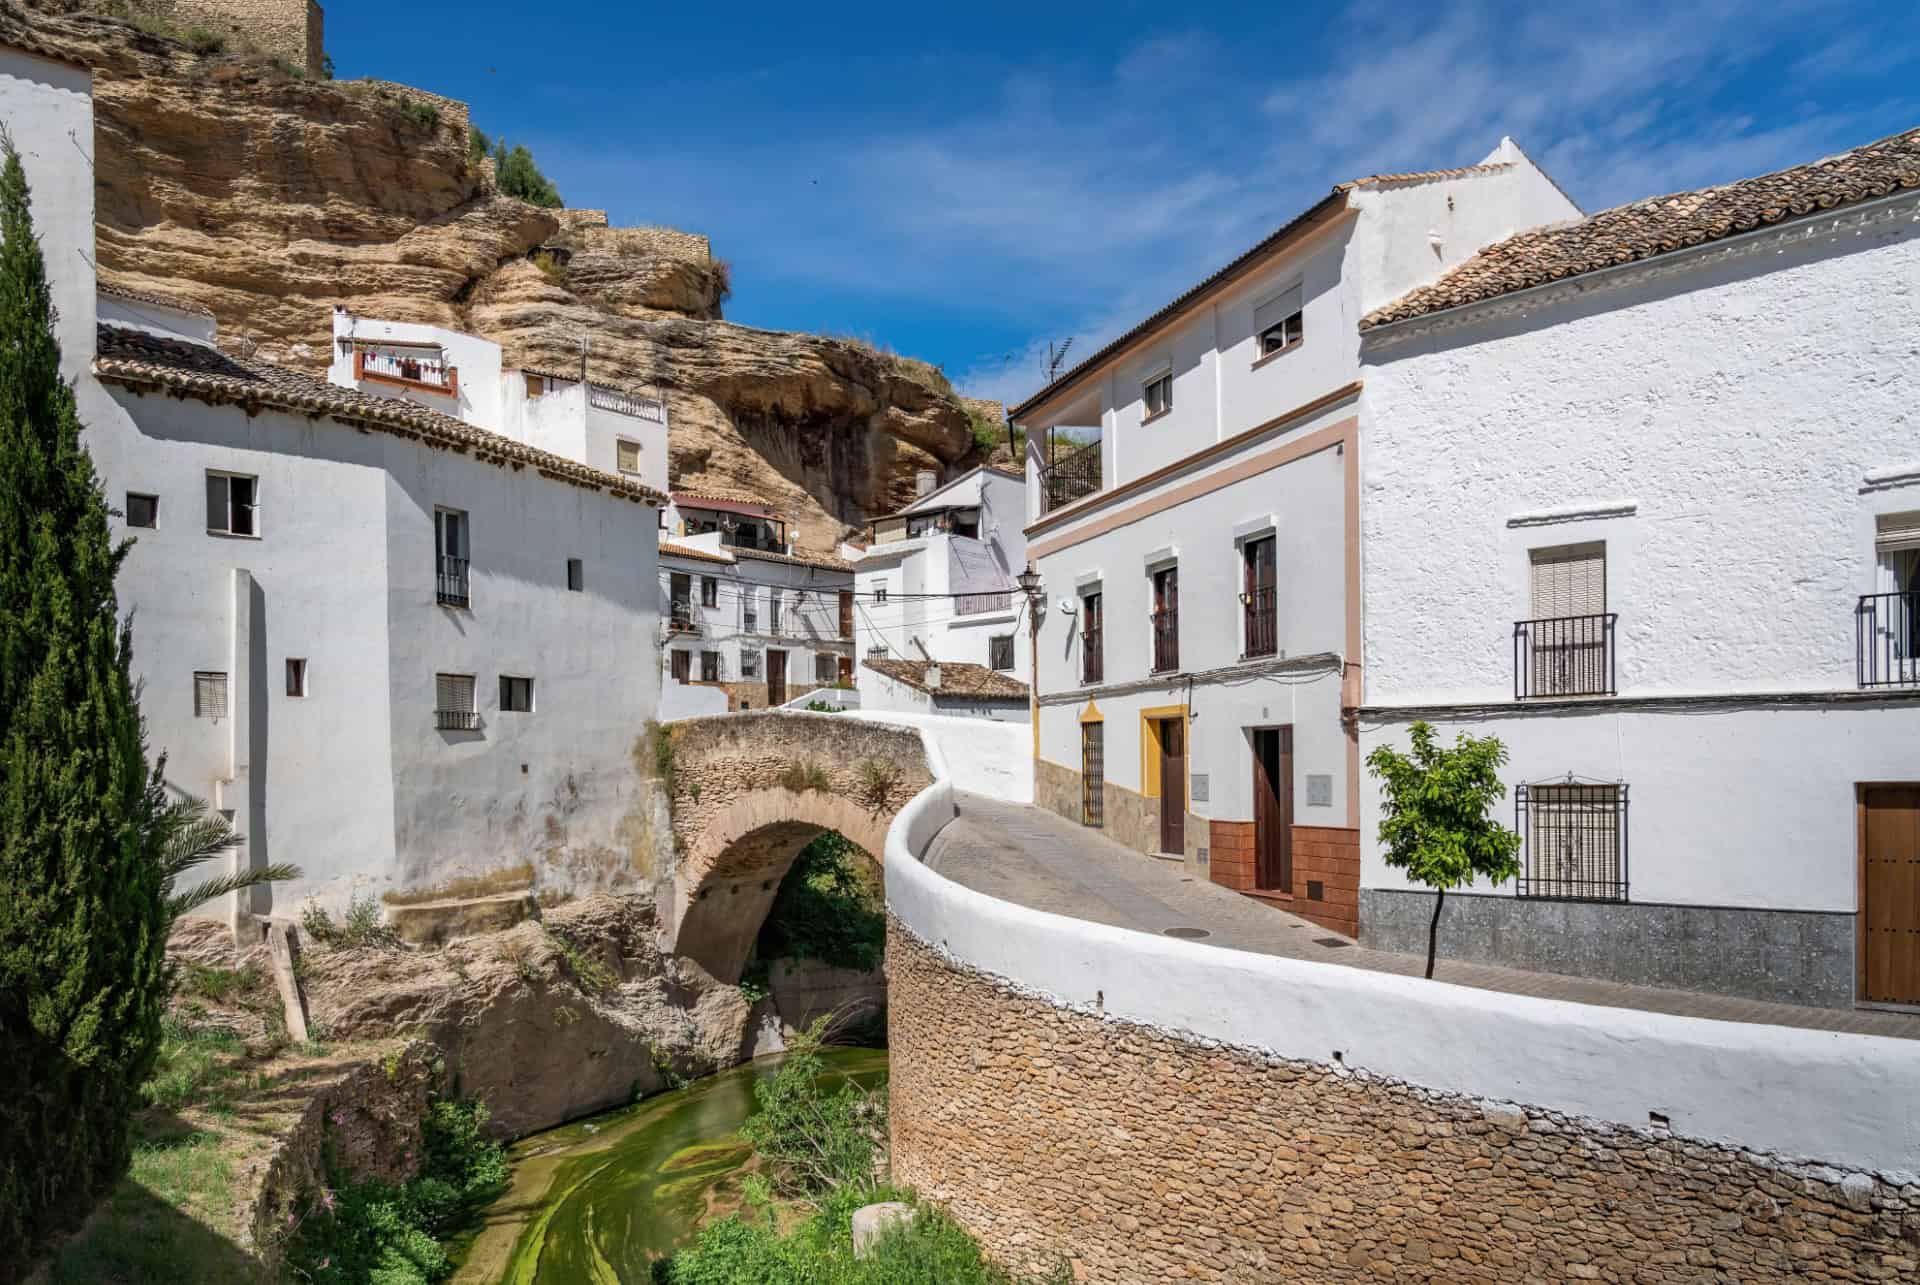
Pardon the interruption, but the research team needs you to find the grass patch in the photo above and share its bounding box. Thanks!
[142,1014,246,1114]
[399,99,440,131]
[176,961,264,1005]
[779,758,832,794]
[544,927,615,995]
[856,757,901,810]
[46,1125,256,1284]
[302,894,401,950]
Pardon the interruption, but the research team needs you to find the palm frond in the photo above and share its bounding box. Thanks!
[166,863,304,920]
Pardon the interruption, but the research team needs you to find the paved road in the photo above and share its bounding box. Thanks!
[924,791,1920,1041]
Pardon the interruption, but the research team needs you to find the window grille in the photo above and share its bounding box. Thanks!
[435,673,477,730]
[194,671,228,719]
[1081,722,1105,828]
[499,675,533,713]
[989,634,1015,671]
[435,509,470,608]
[702,651,721,683]
[1081,592,1103,683]
[740,650,760,679]
[1517,782,1628,901]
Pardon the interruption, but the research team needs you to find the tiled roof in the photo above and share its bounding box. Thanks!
[658,541,735,566]
[99,281,216,319]
[1364,125,1920,329]
[1338,162,1513,191]
[864,658,1028,700]
[93,325,667,505]
[671,489,775,511]
[733,545,853,573]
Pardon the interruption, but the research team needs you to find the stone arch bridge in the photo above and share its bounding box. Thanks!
[653,712,933,981]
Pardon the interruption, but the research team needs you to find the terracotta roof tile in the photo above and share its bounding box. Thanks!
[733,545,853,573]
[1337,162,1513,191]
[93,325,667,504]
[863,658,1028,700]
[658,541,735,566]
[1364,125,1920,329]
[98,281,215,319]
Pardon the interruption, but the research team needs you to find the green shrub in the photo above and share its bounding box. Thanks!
[803,700,843,713]
[530,248,567,285]
[739,1018,884,1198]
[301,893,400,950]
[284,1098,508,1285]
[183,26,225,55]
[754,832,883,974]
[544,926,614,995]
[968,406,1005,456]
[399,100,440,132]
[0,131,171,1268]
[490,138,563,208]
[857,757,901,809]
[467,125,491,162]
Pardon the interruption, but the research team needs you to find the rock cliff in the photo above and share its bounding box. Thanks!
[13,2,979,551]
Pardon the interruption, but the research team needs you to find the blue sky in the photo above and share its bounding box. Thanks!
[330,1,1917,407]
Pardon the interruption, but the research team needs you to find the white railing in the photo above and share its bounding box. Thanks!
[589,386,665,421]
[360,350,454,390]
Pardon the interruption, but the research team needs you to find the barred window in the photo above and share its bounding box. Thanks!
[814,653,835,684]
[1517,782,1628,902]
[435,673,478,730]
[1081,722,1104,828]
[740,649,760,679]
[193,671,228,719]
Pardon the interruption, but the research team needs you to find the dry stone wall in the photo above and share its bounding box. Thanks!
[99,0,323,74]
[888,922,1920,1283]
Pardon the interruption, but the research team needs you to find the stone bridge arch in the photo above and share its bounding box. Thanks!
[656,713,931,981]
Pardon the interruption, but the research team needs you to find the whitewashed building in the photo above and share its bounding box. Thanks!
[659,493,855,713]
[847,465,1031,721]
[3,43,670,929]
[1356,125,1920,1008]
[1013,142,1578,937]
[327,309,670,496]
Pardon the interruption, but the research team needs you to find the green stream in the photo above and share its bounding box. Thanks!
[451,1049,888,1284]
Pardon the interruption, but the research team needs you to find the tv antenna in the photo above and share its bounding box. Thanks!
[1043,337,1075,383]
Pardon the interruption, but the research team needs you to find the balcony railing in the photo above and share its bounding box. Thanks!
[1081,627,1103,684]
[357,349,458,396]
[1151,608,1179,673]
[956,591,1013,615]
[1244,587,1277,658]
[1514,613,1615,699]
[1859,591,1920,688]
[589,386,665,421]
[435,709,479,731]
[436,555,470,608]
[1041,439,1101,513]
[668,601,697,634]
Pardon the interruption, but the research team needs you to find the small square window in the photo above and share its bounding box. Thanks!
[701,576,719,608]
[989,634,1015,671]
[616,439,642,474]
[499,675,534,713]
[567,558,584,592]
[1258,310,1304,356]
[873,585,888,604]
[1143,372,1172,418]
[127,493,158,529]
[205,472,257,537]
[285,658,308,697]
[194,671,228,719]
[1255,284,1305,359]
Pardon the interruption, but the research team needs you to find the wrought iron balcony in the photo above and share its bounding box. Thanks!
[436,555,470,608]
[956,591,1013,616]
[1243,587,1277,658]
[1151,607,1179,673]
[1859,591,1920,688]
[435,709,479,731]
[1081,627,1103,684]
[1513,613,1615,698]
[1041,438,1101,513]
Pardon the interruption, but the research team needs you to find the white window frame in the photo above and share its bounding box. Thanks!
[1254,283,1305,360]
[740,648,761,679]
[616,437,643,475]
[205,471,259,538]
[1142,370,1173,419]
[498,674,534,713]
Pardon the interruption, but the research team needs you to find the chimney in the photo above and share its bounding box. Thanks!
[915,469,938,498]
[925,664,941,690]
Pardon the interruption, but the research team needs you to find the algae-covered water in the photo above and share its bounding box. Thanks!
[450,1049,888,1284]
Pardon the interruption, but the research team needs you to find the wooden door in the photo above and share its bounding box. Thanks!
[1159,717,1186,855]
[838,590,854,639]
[766,649,787,706]
[837,655,853,685]
[1862,786,1920,1005]
[670,650,690,683]
[1253,727,1293,891]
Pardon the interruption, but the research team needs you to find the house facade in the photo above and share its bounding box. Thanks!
[660,494,855,712]
[6,43,668,927]
[1356,126,1920,1008]
[848,466,1031,720]
[1014,141,1578,936]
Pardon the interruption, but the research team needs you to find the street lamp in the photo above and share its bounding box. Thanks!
[1016,563,1043,757]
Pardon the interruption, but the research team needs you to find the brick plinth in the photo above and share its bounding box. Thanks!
[886,920,1919,1283]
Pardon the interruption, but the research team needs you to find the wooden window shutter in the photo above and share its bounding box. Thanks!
[1530,543,1605,618]
[1875,511,1920,554]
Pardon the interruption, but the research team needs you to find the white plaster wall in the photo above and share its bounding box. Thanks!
[1032,406,1352,824]
[885,791,1920,1175]
[382,446,660,899]
[1359,702,1920,911]
[660,679,728,720]
[583,400,668,496]
[0,49,95,384]
[858,672,938,718]
[328,313,504,429]
[660,552,852,696]
[1361,212,1920,705]
[98,293,217,345]
[851,711,1031,803]
[511,380,589,466]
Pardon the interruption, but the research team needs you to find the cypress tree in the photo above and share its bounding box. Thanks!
[0,131,170,1269]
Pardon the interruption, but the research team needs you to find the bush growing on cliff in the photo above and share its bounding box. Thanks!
[284,1098,508,1285]
[0,129,172,1269]
[740,1018,886,1199]
[491,138,564,209]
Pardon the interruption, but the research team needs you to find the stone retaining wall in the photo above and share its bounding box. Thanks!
[888,922,1920,1283]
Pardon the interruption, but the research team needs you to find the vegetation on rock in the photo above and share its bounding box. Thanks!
[469,126,564,208]
[753,832,885,975]
[0,130,172,1270]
